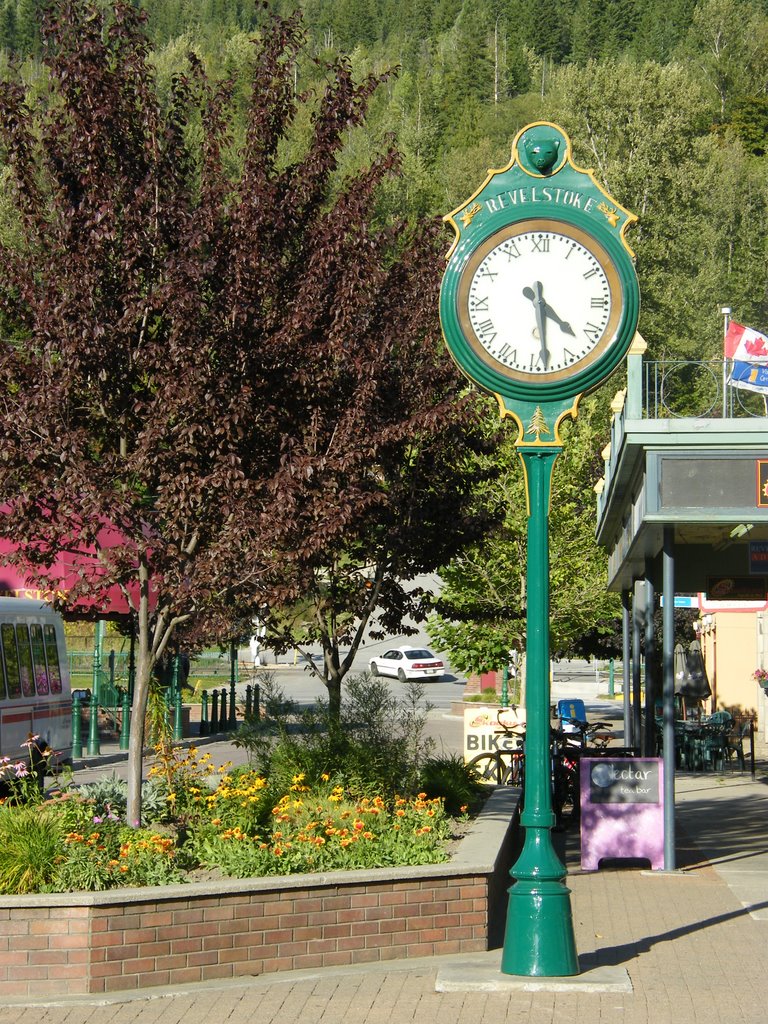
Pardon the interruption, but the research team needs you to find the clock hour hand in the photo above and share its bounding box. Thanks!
[543,305,575,337]
[523,286,575,337]
[523,282,549,369]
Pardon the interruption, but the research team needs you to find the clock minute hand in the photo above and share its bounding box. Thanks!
[523,282,549,369]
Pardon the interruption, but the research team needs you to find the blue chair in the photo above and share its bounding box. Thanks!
[556,699,587,733]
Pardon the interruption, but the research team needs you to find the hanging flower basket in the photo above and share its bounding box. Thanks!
[753,669,768,690]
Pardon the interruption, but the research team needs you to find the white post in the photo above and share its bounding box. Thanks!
[721,305,731,416]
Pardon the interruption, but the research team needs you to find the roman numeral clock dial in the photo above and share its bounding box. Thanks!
[456,220,623,386]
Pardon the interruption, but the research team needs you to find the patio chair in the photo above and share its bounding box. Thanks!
[726,720,752,771]
[701,722,730,772]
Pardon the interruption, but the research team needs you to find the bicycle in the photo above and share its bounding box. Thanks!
[556,716,615,752]
[550,726,581,827]
[550,718,616,826]
[468,717,579,827]
[467,707,526,786]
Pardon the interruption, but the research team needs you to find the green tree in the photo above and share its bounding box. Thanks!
[333,0,379,50]
[0,1,18,51]
[730,95,768,155]
[522,0,572,61]
[441,0,495,111]
[545,56,768,361]
[544,58,716,359]
[11,0,41,54]
[679,0,768,119]
[630,0,696,61]
[429,395,621,675]
[570,0,608,63]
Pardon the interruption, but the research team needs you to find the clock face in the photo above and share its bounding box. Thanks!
[456,219,624,384]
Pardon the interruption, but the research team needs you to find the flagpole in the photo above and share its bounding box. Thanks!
[721,305,731,417]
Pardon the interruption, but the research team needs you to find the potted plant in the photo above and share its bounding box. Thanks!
[753,668,768,691]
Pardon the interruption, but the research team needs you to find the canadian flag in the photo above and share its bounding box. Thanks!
[724,321,768,362]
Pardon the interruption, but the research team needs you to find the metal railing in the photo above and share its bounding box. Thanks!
[643,359,768,419]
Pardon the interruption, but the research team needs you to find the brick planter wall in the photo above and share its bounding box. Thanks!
[0,788,520,999]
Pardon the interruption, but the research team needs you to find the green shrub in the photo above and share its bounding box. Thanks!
[464,688,501,704]
[235,673,435,798]
[418,754,486,815]
[51,823,184,891]
[0,805,63,893]
[75,774,168,825]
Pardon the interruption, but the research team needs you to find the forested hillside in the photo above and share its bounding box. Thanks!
[2,0,767,358]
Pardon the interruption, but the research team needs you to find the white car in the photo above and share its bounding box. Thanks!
[369,646,445,682]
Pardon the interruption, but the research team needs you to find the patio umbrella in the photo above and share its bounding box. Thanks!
[684,638,716,696]
[673,643,688,692]
[675,639,711,698]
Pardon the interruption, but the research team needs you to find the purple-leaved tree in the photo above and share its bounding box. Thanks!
[0,1,497,824]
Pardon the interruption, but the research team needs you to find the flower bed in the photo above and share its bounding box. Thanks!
[0,787,520,999]
[0,746,468,894]
[0,681,520,996]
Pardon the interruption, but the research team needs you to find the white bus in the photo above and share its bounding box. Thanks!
[0,598,72,770]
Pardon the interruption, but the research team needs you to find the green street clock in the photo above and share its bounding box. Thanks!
[440,121,640,436]
[439,123,641,981]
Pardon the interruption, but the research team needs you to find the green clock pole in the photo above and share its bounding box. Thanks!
[501,443,579,977]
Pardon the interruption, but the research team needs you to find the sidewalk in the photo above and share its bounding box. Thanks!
[6,739,768,1022]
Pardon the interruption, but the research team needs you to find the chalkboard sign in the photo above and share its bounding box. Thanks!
[588,758,660,804]
[580,757,665,871]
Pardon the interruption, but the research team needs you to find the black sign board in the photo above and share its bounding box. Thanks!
[707,576,767,601]
[588,758,660,804]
